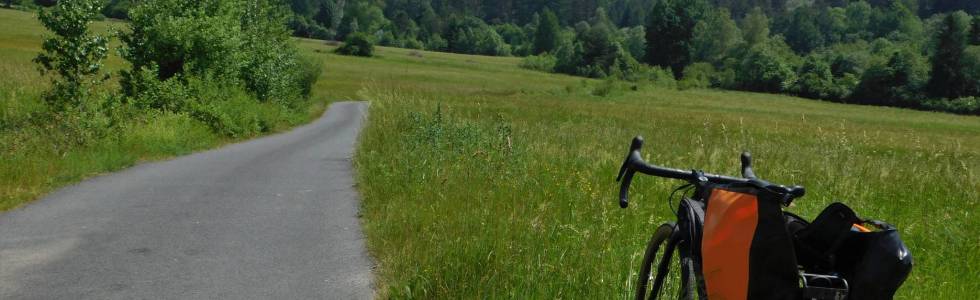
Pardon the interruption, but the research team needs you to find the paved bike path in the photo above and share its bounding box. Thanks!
[0,101,373,299]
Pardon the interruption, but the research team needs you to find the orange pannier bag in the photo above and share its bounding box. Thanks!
[695,185,800,299]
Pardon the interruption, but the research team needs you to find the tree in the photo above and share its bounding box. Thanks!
[852,49,928,106]
[120,0,311,109]
[102,0,133,19]
[337,16,359,40]
[313,0,340,30]
[33,0,109,111]
[120,0,244,84]
[793,55,836,99]
[843,1,873,41]
[927,12,973,99]
[780,6,824,53]
[816,7,847,45]
[692,8,741,63]
[240,0,304,102]
[579,23,618,77]
[971,16,980,45]
[742,7,770,46]
[645,0,706,78]
[622,26,646,61]
[534,8,561,54]
[735,39,797,92]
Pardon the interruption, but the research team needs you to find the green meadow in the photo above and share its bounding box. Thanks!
[2,7,978,299]
[312,27,978,300]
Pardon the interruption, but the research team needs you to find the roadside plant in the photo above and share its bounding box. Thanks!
[33,0,109,112]
[336,33,375,57]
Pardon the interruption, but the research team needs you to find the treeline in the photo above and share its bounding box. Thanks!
[289,0,979,114]
[10,0,978,113]
[637,1,980,114]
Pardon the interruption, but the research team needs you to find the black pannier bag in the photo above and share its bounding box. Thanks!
[788,202,913,300]
[835,220,913,299]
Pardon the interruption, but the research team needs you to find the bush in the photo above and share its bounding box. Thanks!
[186,81,267,138]
[403,39,424,50]
[336,33,375,57]
[295,55,322,99]
[518,55,556,72]
[121,0,244,84]
[921,97,980,114]
[239,0,308,105]
[678,62,715,90]
[425,34,448,51]
[850,48,928,107]
[101,0,131,19]
[793,55,837,99]
[591,77,619,97]
[634,65,678,89]
[735,42,798,93]
[118,0,318,137]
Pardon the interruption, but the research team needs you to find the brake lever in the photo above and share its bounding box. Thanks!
[619,170,635,208]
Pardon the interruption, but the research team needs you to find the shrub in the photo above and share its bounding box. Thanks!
[295,55,322,99]
[921,97,980,114]
[635,65,677,89]
[336,33,375,57]
[101,0,130,19]
[186,82,265,138]
[118,0,318,137]
[735,42,798,93]
[33,0,109,112]
[124,65,192,112]
[403,39,424,50]
[121,0,244,84]
[793,55,837,99]
[518,55,556,72]
[554,40,584,75]
[240,0,307,104]
[678,62,715,90]
[591,77,618,97]
[425,34,448,51]
[850,48,928,107]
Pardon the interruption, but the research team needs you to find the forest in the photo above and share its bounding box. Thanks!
[9,0,979,114]
[280,0,980,114]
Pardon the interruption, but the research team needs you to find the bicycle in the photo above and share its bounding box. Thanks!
[615,136,912,300]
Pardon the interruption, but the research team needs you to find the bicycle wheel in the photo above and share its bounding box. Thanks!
[635,223,693,300]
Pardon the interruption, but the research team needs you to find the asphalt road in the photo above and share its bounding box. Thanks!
[0,101,373,299]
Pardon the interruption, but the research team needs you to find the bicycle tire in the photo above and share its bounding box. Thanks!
[635,223,685,300]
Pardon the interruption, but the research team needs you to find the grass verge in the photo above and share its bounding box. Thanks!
[0,8,330,211]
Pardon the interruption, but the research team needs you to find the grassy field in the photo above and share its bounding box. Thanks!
[3,7,979,299]
[0,8,327,211]
[303,26,978,299]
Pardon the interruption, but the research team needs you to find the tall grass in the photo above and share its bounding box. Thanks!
[347,46,978,298]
